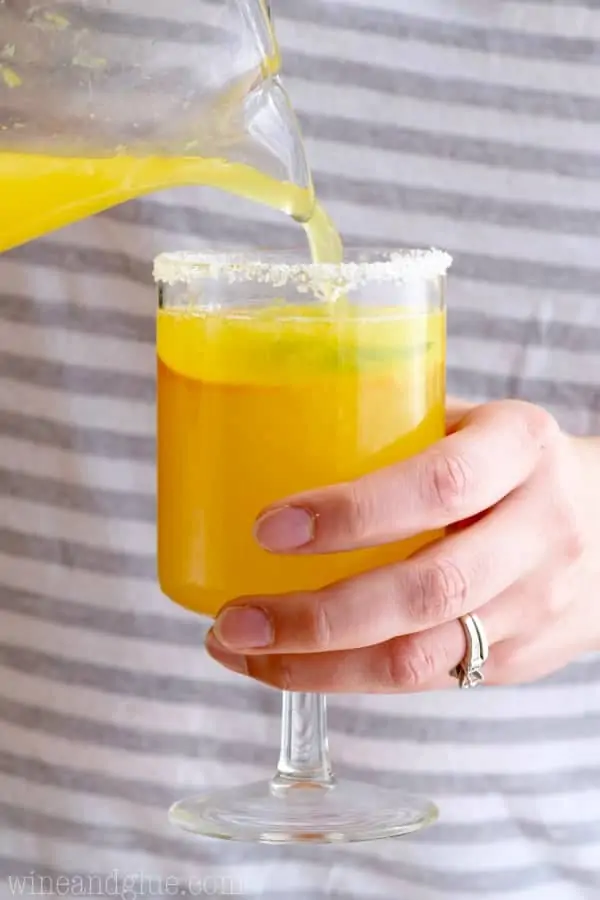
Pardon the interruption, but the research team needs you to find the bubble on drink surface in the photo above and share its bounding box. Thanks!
[153,249,452,301]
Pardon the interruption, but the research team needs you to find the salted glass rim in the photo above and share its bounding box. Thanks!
[153,247,452,290]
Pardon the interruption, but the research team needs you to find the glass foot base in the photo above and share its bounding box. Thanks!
[168,778,438,844]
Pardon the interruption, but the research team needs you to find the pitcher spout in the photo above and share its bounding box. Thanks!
[232,74,315,220]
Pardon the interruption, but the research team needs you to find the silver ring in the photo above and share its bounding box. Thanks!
[450,614,489,690]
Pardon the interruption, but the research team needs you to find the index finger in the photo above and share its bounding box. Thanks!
[254,400,559,554]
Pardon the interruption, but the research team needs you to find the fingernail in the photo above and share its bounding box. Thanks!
[214,606,273,650]
[206,631,248,675]
[255,505,316,552]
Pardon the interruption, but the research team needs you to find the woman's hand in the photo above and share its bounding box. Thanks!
[205,400,600,692]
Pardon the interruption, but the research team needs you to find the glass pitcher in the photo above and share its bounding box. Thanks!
[0,0,313,252]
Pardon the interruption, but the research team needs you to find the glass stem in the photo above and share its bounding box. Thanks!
[273,691,335,787]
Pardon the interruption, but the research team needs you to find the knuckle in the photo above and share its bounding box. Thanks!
[385,637,437,690]
[555,488,586,566]
[427,451,470,514]
[545,463,586,566]
[559,511,586,564]
[276,659,294,692]
[247,656,294,692]
[310,596,334,651]
[408,558,469,625]
[334,481,374,544]
[518,401,560,452]
[540,579,566,621]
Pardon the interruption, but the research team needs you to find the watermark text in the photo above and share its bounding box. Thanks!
[7,870,244,898]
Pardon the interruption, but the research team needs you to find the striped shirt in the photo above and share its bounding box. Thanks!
[1,1,600,898]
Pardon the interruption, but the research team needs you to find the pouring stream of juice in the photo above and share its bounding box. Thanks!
[0,153,343,263]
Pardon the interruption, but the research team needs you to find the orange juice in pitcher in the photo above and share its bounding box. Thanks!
[0,0,340,259]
